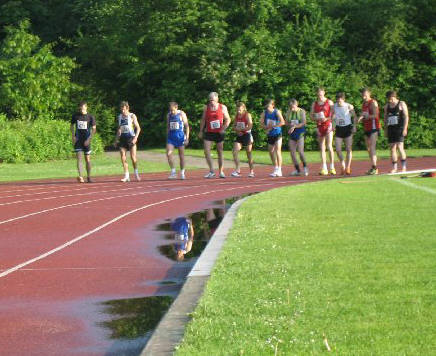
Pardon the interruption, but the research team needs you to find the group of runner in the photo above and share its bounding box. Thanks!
[70,88,409,182]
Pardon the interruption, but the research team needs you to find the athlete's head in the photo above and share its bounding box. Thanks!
[386,90,398,103]
[120,101,129,115]
[265,99,275,112]
[288,99,298,111]
[176,249,185,261]
[236,102,246,115]
[361,88,371,101]
[169,101,178,114]
[208,92,219,104]
[78,101,87,114]
[336,92,345,105]
[317,87,326,100]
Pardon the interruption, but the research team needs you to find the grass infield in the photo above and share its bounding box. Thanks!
[152,148,436,166]
[175,176,435,355]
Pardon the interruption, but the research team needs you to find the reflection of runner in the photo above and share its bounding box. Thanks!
[70,101,96,183]
[384,91,409,173]
[285,99,308,176]
[260,100,285,177]
[332,92,357,175]
[310,87,335,175]
[115,101,141,182]
[206,201,226,238]
[232,102,255,178]
[171,217,194,262]
[166,102,189,180]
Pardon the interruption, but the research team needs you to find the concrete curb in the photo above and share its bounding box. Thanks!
[140,198,248,356]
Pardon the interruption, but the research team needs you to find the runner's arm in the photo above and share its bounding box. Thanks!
[260,111,267,130]
[401,101,409,136]
[369,101,378,119]
[246,113,253,131]
[132,114,141,144]
[222,105,231,130]
[350,105,357,132]
[182,111,190,144]
[276,110,285,127]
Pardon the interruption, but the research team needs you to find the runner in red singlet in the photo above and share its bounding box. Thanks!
[310,87,335,175]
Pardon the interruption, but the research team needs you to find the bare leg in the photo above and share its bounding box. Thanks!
[120,148,129,174]
[233,142,242,172]
[268,144,277,167]
[289,139,299,169]
[369,132,378,167]
[398,142,407,171]
[246,144,254,172]
[178,146,185,171]
[84,154,92,177]
[326,131,334,166]
[130,144,138,170]
[318,135,326,168]
[297,137,306,167]
[344,135,353,171]
[335,137,345,170]
[166,143,175,169]
[76,152,84,177]
[203,140,214,172]
[276,138,283,169]
[216,141,224,173]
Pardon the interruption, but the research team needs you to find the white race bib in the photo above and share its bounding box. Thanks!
[266,119,275,128]
[338,119,345,126]
[388,115,399,126]
[210,120,221,129]
[170,121,180,130]
[236,122,246,130]
[77,120,88,130]
[290,119,299,126]
[121,125,131,134]
[317,111,325,119]
[175,234,185,241]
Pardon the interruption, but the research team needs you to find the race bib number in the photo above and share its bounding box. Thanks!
[338,119,345,126]
[77,120,88,130]
[210,120,221,130]
[266,119,275,128]
[388,115,399,126]
[170,121,180,130]
[290,120,299,126]
[120,125,131,134]
[175,234,185,241]
[236,122,246,130]
[316,112,325,119]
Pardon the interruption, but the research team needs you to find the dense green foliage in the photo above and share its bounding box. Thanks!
[0,114,103,163]
[0,0,434,151]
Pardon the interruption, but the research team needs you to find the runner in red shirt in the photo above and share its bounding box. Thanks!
[231,102,254,177]
[199,92,231,178]
[310,87,335,175]
[358,88,380,175]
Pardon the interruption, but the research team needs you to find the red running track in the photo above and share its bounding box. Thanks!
[0,157,434,356]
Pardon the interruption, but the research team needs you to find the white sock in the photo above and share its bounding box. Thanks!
[322,163,327,171]
[124,172,130,178]
[171,168,176,174]
[181,169,185,174]
[330,163,335,170]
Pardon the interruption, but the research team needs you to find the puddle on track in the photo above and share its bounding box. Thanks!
[97,194,252,355]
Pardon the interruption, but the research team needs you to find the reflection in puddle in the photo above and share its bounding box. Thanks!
[99,296,174,340]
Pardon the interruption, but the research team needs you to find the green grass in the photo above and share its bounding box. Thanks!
[152,148,436,166]
[0,153,169,182]
[175,176,436,355]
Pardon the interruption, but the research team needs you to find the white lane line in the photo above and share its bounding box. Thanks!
[392,178,436,195]
[0,181,291,278]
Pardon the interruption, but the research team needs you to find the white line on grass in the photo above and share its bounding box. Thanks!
[0,181,290,279]
[392,178,436,195]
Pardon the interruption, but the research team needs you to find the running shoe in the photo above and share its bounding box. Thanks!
[231,171,241,177]
[319,169,328,176]
[345,168,352,175]
[389,168,398,174]
[290,170,300,177]
[366,168,378,175]
[276,169,283,177]
[303,167,309,176]
[219,172,226,178]
[401,167,407,173]
[180,172,186,180]
[135,172,141,181]
[248,172,255,178]
[329,168,337,175]
[87,177,94,183]
[270,168,278,177]
[168,172,177,180]
[204,171,216,179]
[77,176,85,183]
[121,176,130,182]
[341,168,346,176]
